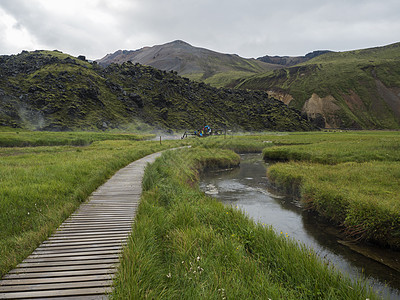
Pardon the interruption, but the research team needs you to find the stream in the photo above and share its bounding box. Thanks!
[200,153,400,300]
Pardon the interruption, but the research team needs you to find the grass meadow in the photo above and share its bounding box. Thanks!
[0,130,153,147]
[0,130,397,299]
[263,131,400,249]
[112,147,376,299]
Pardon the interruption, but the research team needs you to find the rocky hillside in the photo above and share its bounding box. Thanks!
[97,40,281,87]
[237,42,400,129]
[0,50,313,131]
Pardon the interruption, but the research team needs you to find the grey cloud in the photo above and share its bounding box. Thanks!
[0,0,399,59]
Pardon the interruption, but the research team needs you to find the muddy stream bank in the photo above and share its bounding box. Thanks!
[200,153,400,299]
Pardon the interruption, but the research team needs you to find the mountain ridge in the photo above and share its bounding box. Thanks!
[97,40,334,88]
[0,50,313,131]
[236,42,400,129]
[97,40,282,87]
[2,41,399,131]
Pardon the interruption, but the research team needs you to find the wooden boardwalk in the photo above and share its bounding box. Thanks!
[0,151,163,299]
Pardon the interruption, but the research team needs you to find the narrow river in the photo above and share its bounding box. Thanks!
[200,153,400,300]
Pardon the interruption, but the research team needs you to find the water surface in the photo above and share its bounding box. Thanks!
[200,153,400,299]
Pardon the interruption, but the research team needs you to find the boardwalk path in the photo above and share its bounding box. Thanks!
[0,151,164,299]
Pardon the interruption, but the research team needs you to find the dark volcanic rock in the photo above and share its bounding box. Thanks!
[0,50,315,131]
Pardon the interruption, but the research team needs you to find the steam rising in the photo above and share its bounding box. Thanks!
[17,104,46,130]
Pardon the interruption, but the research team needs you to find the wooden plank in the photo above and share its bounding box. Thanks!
[40,239,127,247]
[58,223,133,227]
[81,203,137,206]
[65,215,135,218]
[70,213,135,217]
[23,254,120,263]
[49,231,131,237]
[79,199,137,203]
[61,219,133,223]
[69,209,135,217]
[46,235,130,241]
[43,239,127,246]
[75,205,137,209]
[0,286,112,299]
[35,242,125,251]
[64,217,133,222]
[3,268,115,280]
[76,205,138,208]
[88,195,140,199]
[63,220,132,224]
[74,209,137,212]
[78,198,138,202]
[45,294,108,299]
[55,227,132,234]
[55,226,133,232]
[45,237,128,243]
[32,246,122,255]
[45,236,128,243]
[57,226,132,232]
[0,274,114,285]
[51,231,130,236]
[29,249,121,259]
[57,226,132,231]
[0,280,112,292]
[8,263,118,274]
[59,221,132,226]
[59,224,132,229]
[71,211,135,215]
[91,192,141,196]
[17,258,119,268]
[63,219,133,223]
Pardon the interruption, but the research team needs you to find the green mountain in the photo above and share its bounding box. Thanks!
[0,50,313,131]
[97,40,281,88]
[236,43,400,129]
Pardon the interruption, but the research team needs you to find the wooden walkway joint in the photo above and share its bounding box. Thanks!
[0,151,163,299]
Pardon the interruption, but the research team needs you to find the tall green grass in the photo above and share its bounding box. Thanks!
[112,148,376,299]
[0,134,182,277]
[0,131,153,147]
[190,135,269,152]
[268,161,400,248]
[263,132,400,163]
[263,131,400,248]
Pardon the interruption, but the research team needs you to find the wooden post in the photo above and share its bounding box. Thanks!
[160,136,162,145]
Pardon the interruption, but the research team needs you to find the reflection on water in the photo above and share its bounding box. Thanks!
[200,153,400,300]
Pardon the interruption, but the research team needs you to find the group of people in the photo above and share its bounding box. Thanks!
[194,125,211,137]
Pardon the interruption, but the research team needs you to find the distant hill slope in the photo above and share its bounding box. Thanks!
[257,50,332,67]
[97,40,281,87]
[0,50,313,131]
[237,42,400,129]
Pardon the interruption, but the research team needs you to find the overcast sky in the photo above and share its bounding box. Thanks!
[0,0,399,60]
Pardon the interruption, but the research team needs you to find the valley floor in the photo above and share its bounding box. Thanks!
[0,130,398,299]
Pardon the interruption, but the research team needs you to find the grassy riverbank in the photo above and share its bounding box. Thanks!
[0,131,182,277]
[263,131,400,249]
[112,147,376,299]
